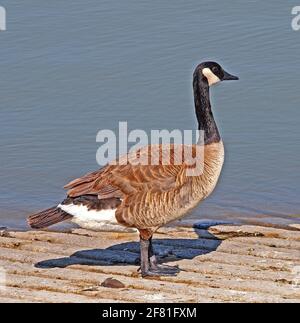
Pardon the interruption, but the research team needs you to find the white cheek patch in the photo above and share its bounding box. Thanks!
[202,68,221,86]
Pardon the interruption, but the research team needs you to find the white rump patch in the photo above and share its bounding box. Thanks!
[57,203,136,233]
[202,68,221,86]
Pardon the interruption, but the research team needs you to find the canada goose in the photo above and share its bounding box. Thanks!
[28,61,238,277]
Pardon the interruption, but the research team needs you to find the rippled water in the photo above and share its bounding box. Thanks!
[0,1,299,229]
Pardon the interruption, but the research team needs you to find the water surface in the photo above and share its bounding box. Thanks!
[0,1,299,229]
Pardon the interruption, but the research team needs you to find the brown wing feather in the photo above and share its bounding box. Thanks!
[64,145,190,198]
[64,143,223,231]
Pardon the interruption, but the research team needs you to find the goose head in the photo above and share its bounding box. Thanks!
[195,61,239,86]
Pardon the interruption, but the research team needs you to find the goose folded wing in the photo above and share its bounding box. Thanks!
[64,145,189,199]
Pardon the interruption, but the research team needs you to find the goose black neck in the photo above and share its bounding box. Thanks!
[193,74,221,145]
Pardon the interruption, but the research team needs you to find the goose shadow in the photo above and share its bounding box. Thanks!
[35,222,225,271]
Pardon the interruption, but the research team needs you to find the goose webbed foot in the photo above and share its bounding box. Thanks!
[142,267,180,277]
[149,255,179,272]
[139,236,180,277]
[147,258,180,276]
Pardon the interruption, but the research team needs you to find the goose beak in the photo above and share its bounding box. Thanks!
[222,70,239,81]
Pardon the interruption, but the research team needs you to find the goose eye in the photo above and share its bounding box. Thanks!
[212,67,219,74]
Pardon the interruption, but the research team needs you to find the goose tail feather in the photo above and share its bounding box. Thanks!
[27,206,72,229]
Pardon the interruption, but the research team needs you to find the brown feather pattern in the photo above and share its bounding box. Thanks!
[27,207,72,229]
[64,143,224,236]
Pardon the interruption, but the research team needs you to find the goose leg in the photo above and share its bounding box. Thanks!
[140,236,180,277]
[149,237,158,268]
